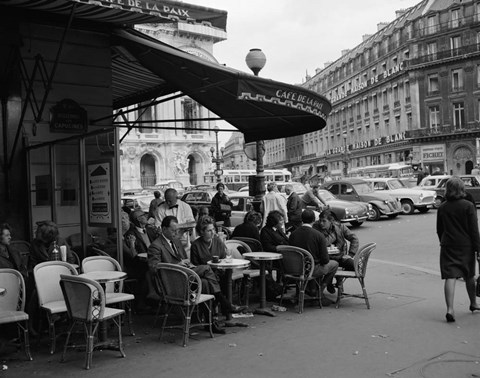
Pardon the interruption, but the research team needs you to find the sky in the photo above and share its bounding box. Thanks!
[183,0,423,145]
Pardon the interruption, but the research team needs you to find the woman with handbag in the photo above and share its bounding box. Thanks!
[210,183,233,227]
[437,177,480,322]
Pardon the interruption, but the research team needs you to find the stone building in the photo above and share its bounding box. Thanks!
[120,15,227,191]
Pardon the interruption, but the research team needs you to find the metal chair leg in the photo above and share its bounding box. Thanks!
[19,321,33,361]
[359,278,370,309]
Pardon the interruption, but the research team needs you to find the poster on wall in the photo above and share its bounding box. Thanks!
[87,160,113,226]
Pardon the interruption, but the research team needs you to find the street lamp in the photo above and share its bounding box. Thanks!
[342,131,349,177]
[210,125,224,183]
[230,156,235,169]
[245,49,266,204]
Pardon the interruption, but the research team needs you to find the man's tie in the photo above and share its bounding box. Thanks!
[170,240,179,257]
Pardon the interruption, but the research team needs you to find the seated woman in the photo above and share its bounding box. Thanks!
[232,210,262,241]
[0,223,27,279]
[313,209,359,273]
[30,221,75,270]
[260,210,289,252]
[190,216,226,266]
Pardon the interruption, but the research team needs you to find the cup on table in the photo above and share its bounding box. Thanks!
[60,245,67,262]
[212,255,220,263]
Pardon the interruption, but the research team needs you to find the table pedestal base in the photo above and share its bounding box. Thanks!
[254,307,276,317]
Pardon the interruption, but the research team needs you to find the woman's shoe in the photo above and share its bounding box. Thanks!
[445,313,455,322]
[469,305,480,313]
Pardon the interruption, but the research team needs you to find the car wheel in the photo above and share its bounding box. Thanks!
[434,197,443,209]
[350,220,364,227]
[417,207,429,213]
[368,206,380,221]
[401,200,415,215]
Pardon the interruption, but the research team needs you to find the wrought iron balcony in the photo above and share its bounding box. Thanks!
[408,123,480,138]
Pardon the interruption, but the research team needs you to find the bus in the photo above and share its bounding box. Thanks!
[349,163,414,179]
[204,169,292,191]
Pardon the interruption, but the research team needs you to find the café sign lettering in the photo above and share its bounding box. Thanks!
[77,0,191,16]
[326,132,406,155]
[330,61,405,103]
[50,99,87,133]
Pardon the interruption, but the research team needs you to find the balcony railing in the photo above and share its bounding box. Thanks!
[141,174,156,188]
[409,43,480,66]
[408,123,480,138]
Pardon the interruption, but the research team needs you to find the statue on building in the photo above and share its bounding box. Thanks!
[170,150,189,176]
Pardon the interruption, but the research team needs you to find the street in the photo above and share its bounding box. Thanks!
[4,209,480,378]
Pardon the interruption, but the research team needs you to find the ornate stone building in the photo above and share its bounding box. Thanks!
[120,13,228,191]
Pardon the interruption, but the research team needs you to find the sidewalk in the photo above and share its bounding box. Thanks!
[2,260,480,378]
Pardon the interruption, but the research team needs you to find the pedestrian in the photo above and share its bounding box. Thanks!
[260,182,288,227]
[301,184,327,211]
[436,177,480,322]
[284,183,302,231]
[416,167,427,185]
[471,165,480,175]
[210,183,233,227]
[148,190,163,220]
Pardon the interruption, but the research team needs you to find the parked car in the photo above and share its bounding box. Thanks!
[434,174,480,208]
[180,189,217,213]
[413,175,451,190]
[186,184,234,194]
[229,192,256,227]
[121,194,153,213]
[364,177,435,214]
[152,180,185,197]
[321,178,402,221]
[238,181,307,197]
[316,189,370,227]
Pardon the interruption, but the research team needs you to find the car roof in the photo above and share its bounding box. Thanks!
[229,191,254,199]
[325,178,368,184]
[363,178,400,182]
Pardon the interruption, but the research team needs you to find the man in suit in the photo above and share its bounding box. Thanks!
[148,216,246,333]
[285,184,302,231]
[155,188,195,254]
[289,209,339,306]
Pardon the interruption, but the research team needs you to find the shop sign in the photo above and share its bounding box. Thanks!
[325,131,406,155]
[330,61,405,103]
[421,144,445,162]
[50,99,87,133]
[87,161,113,226]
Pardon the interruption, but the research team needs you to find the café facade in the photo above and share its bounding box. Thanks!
[0,0,330,265]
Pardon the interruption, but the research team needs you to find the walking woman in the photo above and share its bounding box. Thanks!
[436,177,480,322]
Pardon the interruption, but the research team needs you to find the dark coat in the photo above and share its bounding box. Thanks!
[286,192,303,226]
[437,198,480,279]
[0,245,28,278]
[260,226,289,252]
[232,222,260,241]
[313,221,359,257]
[289,225,329,265]
[124,225,158,256]
[211,192,233,225]
[30,237,74,269]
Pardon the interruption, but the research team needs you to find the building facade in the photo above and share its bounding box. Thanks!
[268,0,480,181]
[120,19,227,191]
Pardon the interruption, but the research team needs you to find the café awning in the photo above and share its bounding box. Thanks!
[112,28,331,143]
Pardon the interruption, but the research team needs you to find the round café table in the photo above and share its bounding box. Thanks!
[208,258,250,326]
[243,252,283,317]
[78,271,127,344]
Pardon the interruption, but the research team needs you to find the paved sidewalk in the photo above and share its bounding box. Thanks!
[2,259,480,378]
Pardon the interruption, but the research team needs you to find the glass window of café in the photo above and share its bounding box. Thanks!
[26,129,122,265]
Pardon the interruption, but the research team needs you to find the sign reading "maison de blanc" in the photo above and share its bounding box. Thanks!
[326,131,406,155]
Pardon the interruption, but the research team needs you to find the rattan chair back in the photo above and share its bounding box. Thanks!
[0,268,25,312]
[231,237,263,252]
[354,242,376,278]
[34,261,78,307]
[155,263,202,306]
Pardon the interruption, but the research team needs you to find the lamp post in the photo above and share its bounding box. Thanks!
[210,125,224,183]
[230,156,235,169]
[342,131,348,177]
[245,49,266,205]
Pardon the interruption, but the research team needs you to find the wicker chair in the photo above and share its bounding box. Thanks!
[231,237,263,252]
[225,239,260,306]
[0,268,33,361]
[33,261,78,354]
[335,243,376,309]
[59,274,126,369]
[276,245,322,314]
[154,263,214,347]
[81,256,135,335]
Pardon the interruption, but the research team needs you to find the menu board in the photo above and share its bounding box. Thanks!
[87,160,113,226]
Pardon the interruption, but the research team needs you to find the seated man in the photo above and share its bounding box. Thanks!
[148,216,246,333]
[313,209,359,293]
[289,209,339,306]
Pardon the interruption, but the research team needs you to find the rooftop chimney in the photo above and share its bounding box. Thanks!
[377,22,389,31]
[315,67,322,74]
[395,9,407,18]
[324,61,332,68]
[341,49,350,56]
[362,34,372,42]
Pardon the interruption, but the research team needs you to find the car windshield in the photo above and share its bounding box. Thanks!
[437,179,449,188]
[353,182,374,194]
[387,179,406,189]
[317,190,336,201]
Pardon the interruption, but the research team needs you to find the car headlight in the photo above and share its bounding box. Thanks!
[345,208,350,215]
